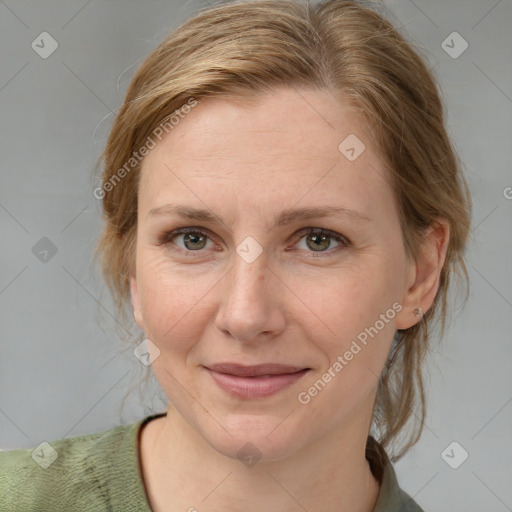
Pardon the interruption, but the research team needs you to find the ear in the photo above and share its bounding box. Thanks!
[130,274,145,330]
[395,218,450,329]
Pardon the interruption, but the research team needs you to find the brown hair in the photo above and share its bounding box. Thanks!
[92,0,472,460]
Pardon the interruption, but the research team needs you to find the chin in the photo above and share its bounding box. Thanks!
[200,412,313,464]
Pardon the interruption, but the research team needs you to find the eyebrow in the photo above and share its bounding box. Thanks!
[147,203,371,230]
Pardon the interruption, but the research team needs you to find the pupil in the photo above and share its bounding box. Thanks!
[309,233,329,251]
[185,233,205,249]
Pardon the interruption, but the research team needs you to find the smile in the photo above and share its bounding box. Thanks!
[204,363,310,399]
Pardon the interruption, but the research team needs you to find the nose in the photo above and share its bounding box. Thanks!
[214,250,286,344]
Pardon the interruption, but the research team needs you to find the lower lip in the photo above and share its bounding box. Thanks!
[205,368,310,399]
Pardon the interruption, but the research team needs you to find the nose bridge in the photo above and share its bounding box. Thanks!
[228,245,268,308]
[215,242,282,342]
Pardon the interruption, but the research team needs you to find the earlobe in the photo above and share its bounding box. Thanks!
[130,275,144,330]
[395,219,450,330]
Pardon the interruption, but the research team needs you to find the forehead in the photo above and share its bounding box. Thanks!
[144,87,371,164]
[139,87,392,220]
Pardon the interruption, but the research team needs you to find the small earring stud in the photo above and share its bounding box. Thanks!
[414,307,423,316]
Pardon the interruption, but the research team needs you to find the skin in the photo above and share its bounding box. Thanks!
[129,86,450,512]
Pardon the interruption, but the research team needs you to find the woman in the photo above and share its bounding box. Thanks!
[0,0,471,510]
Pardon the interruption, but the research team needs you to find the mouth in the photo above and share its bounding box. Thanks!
[203,363,311,399]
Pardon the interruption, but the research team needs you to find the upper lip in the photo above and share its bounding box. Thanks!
[205,363,309,377]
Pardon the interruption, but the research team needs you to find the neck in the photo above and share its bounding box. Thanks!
[140,404,381,512]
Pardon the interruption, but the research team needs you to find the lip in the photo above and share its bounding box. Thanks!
[206,363,307,377]
[204,363,310,399]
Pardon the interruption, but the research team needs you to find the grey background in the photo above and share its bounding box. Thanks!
[1,0,511,510]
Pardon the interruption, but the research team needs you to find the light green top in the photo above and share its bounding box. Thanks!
[0,413,424,511]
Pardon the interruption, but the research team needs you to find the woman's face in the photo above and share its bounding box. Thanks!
[130,86,418,461]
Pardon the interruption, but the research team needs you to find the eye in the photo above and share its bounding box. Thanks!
[155,226,350,257]
[292,227,350,256]
[157,228,217,253]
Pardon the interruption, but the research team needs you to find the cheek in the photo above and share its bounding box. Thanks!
[136,237,404,358]
[295,254,402,399]
[136,252,216,347]
[295,271,398,428]
[293,257,400,341]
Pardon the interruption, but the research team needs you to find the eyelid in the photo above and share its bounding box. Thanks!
[293,227,350,246]
[156,226,350,254]
[155,226,218,246]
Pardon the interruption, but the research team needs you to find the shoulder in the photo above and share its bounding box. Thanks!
[366,437,426,512]
[0,417,148,512]
[374,462,426,511]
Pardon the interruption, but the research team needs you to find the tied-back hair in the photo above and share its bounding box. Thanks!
[93,0,472,461]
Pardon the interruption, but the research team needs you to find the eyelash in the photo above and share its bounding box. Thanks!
[155,226,351,258]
